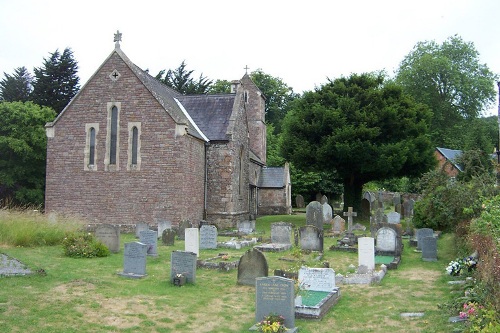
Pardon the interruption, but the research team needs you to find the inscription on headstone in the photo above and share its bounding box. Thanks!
[376,227,397,253]
[298,267,336,292]
[170,250,197,283]
[255,276,295,330]
[118,242,148,278]
[199,225,217,249]
[139,229,158,256]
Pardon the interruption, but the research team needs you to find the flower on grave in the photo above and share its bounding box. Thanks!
[445,260,462,276]
[221,254,231,261]
[459,302,483,320]
[463,256,477,272]
[175,273,184,278]
[256,313,287,333]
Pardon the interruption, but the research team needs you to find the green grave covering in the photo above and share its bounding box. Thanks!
[300,291,330,307]
[375,255,395,265]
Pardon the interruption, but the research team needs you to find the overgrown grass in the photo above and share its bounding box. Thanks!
[0,209,83,247]
[0,211,465,332]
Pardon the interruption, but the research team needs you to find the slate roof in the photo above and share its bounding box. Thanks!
[436,147,463,172]
[177,94,236,141]
[258,167,286,188]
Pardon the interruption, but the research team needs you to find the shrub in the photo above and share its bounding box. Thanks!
[61,232,110,258]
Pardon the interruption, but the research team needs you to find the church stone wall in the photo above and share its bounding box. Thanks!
[45,52,205,229]
[258,188,290,215]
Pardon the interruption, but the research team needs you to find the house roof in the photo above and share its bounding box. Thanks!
[177,94,235,141]
[258,167,286,188]
[436,147,463,172]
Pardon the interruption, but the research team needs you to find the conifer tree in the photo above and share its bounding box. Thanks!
[0,67,32,102]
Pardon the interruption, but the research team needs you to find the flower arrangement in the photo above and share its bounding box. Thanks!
[459,302,483,320]
[446,260,462,276]
[256,313,287,333]
[446,256,477,276]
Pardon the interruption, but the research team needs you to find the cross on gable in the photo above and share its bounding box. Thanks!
[244,65,249,74]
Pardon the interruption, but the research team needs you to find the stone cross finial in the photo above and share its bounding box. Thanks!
[114,30,122,47]
[244,65,249,74]
[343,207,357,232]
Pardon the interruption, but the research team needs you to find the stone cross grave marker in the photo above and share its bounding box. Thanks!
[185,228,199,256]
[298,267,336,292]
[139,229,158,256]
[255,276,296,331]
[199,224,217,249]
[331,215,346,236]
[306,201,323,230]
[95,224,120,253]
[135,222,148,238]
[358,237,375,271]
[421,236,438,261]
[416,228,434,251]
[343,207,357,232]
[237,248,268,286]
[170,250,197,283]
[299,225,323,252]
[118,242,148,278]
[161,229,175,246]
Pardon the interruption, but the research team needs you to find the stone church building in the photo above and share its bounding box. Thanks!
[44,33,291,230]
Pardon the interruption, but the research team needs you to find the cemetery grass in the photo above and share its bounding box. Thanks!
[1,213,462,333]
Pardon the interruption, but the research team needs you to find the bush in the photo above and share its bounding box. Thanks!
[61,232,110,258]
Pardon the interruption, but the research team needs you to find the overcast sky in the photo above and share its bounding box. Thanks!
[1,0,499,115]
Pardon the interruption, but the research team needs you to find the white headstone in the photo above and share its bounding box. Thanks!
[185,228,199,257]
[322,202,333,224]
[386,212,401,224]
[358,237,375,271]
[376,227,397,253]
[298,267,336,292]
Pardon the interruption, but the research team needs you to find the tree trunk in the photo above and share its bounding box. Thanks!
[342,176,364,214]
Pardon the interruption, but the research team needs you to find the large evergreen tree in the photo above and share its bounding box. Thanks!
[156,60,212,94]
[0,101,56,206]
[31,48,80,114]
[281,73,436,211]
[0,67,32,102]
[396,35,497,146]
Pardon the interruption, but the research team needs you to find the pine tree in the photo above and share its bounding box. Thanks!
[0,67,32,102]
[31,48,80,114]
[156,60,212,94]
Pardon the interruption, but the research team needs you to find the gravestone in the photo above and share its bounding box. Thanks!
[135,222,149,238]
[403,199,415,218]
[199,224,217,249]
[177,220,190,240]
[421,236,438,261]
[185,228,199,256]
[386,212,401,224]
[416,228,434,251]
[393,193,401,207]
[118,242,148,278]
[157,220,171,239]
[358,237,375,271]
[343,207,357,232]
[331,215,346,236]
[161,229,175,246]
[255,276,296,331]
[295,195,305,208]
[320,195,328,205]
[298,267,336,292]
[237,249,268,286]
[322,202,333,224]
[271,222,293,244]
[299,225,323,252]
[95,224,120,253]
[306,201,323,230]
[376,227,397,254]
[360,198,371,219]
[139,229,158,256]
[237,220,255,234]
[170,250,197,283]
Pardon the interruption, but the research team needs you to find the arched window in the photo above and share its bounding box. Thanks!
[89,127,96,165]
[131,126,138,165]
[110,106,118,165]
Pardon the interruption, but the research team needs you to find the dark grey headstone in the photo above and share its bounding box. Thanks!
[416,228,434,250]
[271,222,293,244]
[237,249,268,286]
[135,222,148,238]
[95,224,120,253]
[306,201,323,230]
[170,250,197,283]
[360,198,371,219]
[139,229,158,256]
[119,242,148,278]
[255,276,295,329]
[299,225,323,252]
[161,229,175,246]
[295,195,305,208]
[421,236,437,261]
[199,225,217,249]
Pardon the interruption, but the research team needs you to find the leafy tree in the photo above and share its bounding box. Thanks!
[31,48,80,114]
[396,35,497,146]
[0,67,32,102]
[0,101,56,206]
[156,60,212,94]
[250,69,298,132]
[208,79,231,94]
[281,72,436,211]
